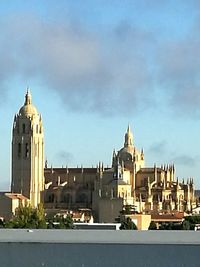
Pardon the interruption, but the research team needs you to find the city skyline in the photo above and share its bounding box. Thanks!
[0,1,200,189]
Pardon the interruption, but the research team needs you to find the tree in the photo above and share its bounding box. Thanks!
[120,205,137,215]
[5,202,47,229]
[0,219,5,228]
[32,203,47,228]
[47,214,74,229]
[182,220,191,230]
[56,214,74,229]
[158,222,182,230]
[183,215,200,230]
[63,214,74,229]
[148,221,157,230]
[120,217,137,230]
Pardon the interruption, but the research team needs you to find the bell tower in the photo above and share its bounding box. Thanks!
[11,89,44,207]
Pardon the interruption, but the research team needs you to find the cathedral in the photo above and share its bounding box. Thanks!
[10,90,196,222]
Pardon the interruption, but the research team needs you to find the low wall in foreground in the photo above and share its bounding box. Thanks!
[0,230,199,267]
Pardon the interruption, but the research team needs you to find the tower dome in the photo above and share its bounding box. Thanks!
[19,89,38,117]
[118,125,135,162]
[116,125,145,172]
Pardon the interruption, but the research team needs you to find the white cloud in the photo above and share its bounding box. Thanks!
[0,14,155,116]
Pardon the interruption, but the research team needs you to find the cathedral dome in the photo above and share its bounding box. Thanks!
[117,125,143,165]
[119,146,135,155]
[118,146,134,162]
[118,125,135,160]
[19,90,38,117]
[19,104,38,117]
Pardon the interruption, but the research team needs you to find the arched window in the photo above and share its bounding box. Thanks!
[22,123,25,134]
[18,143,21,157]
[48,194,54,203]
[63,194,72,203]
[76,193,88,203]
[25,143,29,158]
[153,194,158,201]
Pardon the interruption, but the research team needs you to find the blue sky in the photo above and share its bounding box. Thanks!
[1,0,200,189]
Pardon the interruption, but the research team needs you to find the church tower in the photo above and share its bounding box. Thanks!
[11,89,44,207]
[117,125,145,172]
[114,125,145,194]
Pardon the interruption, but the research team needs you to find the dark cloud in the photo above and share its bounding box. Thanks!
[148,140,168,155]
[171,155,197,167]
[1,6,200,118]
[56,150,74,163]
[0,13,155,116]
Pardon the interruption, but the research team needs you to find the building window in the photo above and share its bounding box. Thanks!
[22,123,25,134]
[25,143,29,158]
[18,143,21,157]
[48,194,54,203]
[76,193,88,204]
[63,194,72,203]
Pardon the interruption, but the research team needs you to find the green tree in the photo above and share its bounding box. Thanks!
[46,214,74,229]
[120,217,137,230]
[180,215,200,230]
[159,222,182,230]
[52,214,74,229]
[5,202,47,229]
[63,214,74,229]
[32,203,47,228]
[182,220,191,230]
[148,221,157,230]
[120,205,137,215]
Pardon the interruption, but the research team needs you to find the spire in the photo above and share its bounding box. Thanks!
[25,88,32,105]
[172,164,175,172]
[45,159,48,168]
[112,149,117,167]
[141,148,144,160]
[124,124,133,147]
[66,165,69,174]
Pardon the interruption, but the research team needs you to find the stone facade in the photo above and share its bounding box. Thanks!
[11,90,44,208]
[42,126,195,220]
[0,193,29,220]
[10,91,196,222]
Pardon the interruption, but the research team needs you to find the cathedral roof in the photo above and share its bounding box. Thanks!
[19,89,38,117]
[138,167,163,173]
